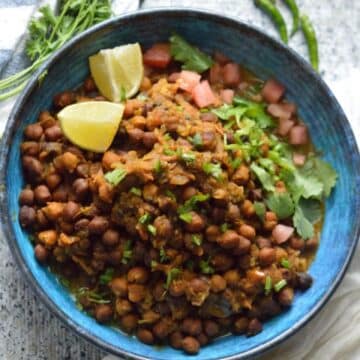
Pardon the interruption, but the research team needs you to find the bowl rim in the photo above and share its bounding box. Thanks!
[0,7,359,360]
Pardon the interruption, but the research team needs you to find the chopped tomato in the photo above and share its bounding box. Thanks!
[178,70,201,92]
[293,153,306,166]
[261,79,285,103]
[192,80,216,108]
[143,43,171,69]
[277,118,295,136]
[222,63,241,87]
[220,89,234,104]
[289,125,309,145]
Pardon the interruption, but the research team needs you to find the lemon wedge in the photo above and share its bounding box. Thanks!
[58,101,124,152]
[89,43,143,102]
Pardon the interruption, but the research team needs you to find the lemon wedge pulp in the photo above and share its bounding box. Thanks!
[89,43,143,102]
[58,101,124,153]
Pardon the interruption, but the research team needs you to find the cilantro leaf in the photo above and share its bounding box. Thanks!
[266,192,295,219]
[164,268,181,289]
[189,133,203,147]
[250,163,275,192]
[179,212,193,223]
[104,168,127,186]
[297,197,322,224]
[254,202,266,221]
[295,170,324,199]
[169,34,213,73]
[99,268,114,285]
[293,206,314,239]
[192,234,202,246]
[178,193,210,214]
[199,258,214,274]
[121,240,133,264]
[203,162,223,180]
[313,158,338,197]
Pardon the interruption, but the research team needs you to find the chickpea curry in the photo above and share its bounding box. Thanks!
[18,36,337,355]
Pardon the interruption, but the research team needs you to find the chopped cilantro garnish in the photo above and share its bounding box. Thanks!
[159,247,169,263]
[250,163,274,192]
[104,168,127,186]
[230,157,242,170]
[99,268,114,285]
[147,224,157,236]
[139,213,151,225]
[180,152,196,164]
[154,159,163,174]
[203,162,223,180]
[274,279,287,292]
[164,268,181,289]
[169,34,213,73]
[165,190,176,200]
[264,276,272,295]
[199,258,214,274]
[178,193,210,214]
[266,192,295,220]
[163,148,177,156]
[189,133,203,148]
[121,240,132,264]
[254,202,266,221]
[130,187,142,196]
[192,234,202,246]
[220,223,229,233]
[179,212,193,223]
[151,260,158,269]
[280,259,291,269]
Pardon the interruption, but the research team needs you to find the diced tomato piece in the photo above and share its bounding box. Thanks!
[272,224,294,244]
[209,63,222,84]
[222,63,241,87]
[143,43,171,69]
[168,72,181,82]
[214,51,231,65]
[261,79,285,103]
[192,80,216,108]
[220,89,235,104]
[289,125,309,145]
[267,103,296,120]
[178,70,201,92]
[277,118,295,136]
[293,153,306,166]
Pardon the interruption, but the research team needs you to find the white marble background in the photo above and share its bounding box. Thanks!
[0,1,359,359]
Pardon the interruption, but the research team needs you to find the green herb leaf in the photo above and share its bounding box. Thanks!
[104,168,127,186]
[274,279,287,292]
[189,133,203,148]
[147,224,157,236]
[181,152,196,164]
[297,197,322,224]
[312,158,338,197]
[130,187,142,196]
[266,192,295,219]
[264,275,272,295]
[199,258,215,274]
[178,193,210,214]
[121,240,132,264]
[165,190,176,200]
[254,202,266,221]
[192,234,202,246]
[164,268,181,289]
[163,148,177,156]
[159,247,169,263]
[179,212,193,223]
[154,159,163,175]
[220,223,229,233]
[293,206,314,239]
[250,163,275,192]
[280,258,291,269]
[169,34,213,73]
[139,213,151,225]
[203,162,223,180]
[99,268,114,285]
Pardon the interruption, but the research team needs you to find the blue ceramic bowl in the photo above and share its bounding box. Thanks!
[1,8,359,360]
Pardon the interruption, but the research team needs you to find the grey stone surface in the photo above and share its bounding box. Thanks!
[0,0,359,359]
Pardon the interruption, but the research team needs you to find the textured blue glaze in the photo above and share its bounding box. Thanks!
[1,8,360,360]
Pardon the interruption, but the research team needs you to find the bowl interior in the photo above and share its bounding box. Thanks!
[1,9,360,360]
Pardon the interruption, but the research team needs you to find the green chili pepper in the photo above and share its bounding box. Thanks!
[254,0,288,44]
[300,14,319,71]
[283,0,300,36]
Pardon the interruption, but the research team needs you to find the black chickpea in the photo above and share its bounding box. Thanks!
[19,189,34,206]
